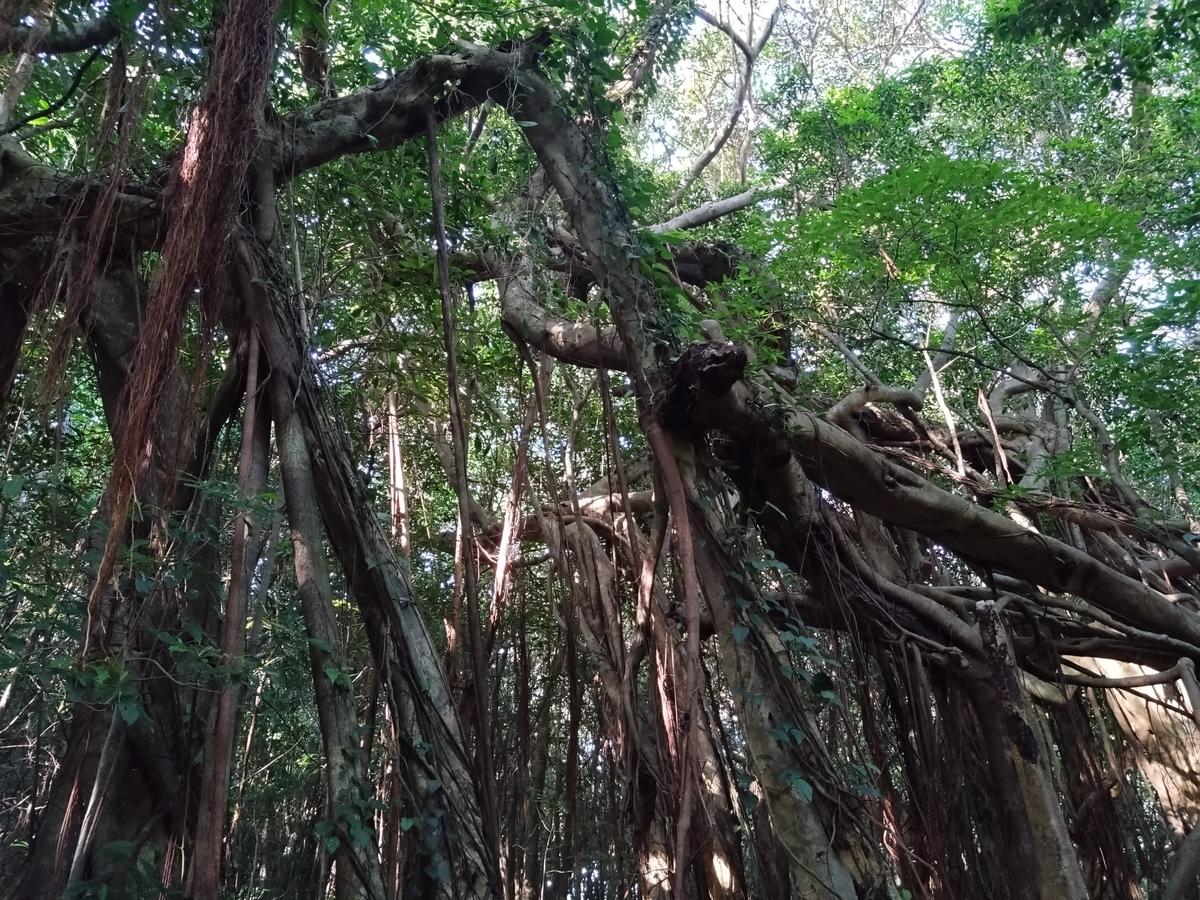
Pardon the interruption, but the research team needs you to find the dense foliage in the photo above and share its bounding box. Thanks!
[0,0,1199,898]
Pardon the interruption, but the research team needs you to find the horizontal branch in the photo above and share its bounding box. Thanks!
[0,14,119,55]
[273,43,529,179]
[671,341,1200,652]
[648,181,805,233]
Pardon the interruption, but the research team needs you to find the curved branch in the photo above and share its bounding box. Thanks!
[827,384,922,432]
[1,45,104,136]
[608,0,696,103]
[0,14,119,56]
[672,342,1200,651]
[667,4,782,206]
[273,44,529,179]
[498,270,628,370]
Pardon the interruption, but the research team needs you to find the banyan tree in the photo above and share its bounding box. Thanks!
[1,0,1200,897]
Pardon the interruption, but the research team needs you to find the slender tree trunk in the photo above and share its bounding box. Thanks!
[270,366,387,900]
[386,388,412,558]
[519,650,562,900]
[186,334,270,900]
[692,680,747,900]
[564,614,580,890]
[426,114,502,889]
[244,240,495,898]
[507,592,532,900]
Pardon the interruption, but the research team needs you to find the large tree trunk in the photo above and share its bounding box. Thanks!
[973,602,1088,900]
[1089,657,1200,833]
[714,628,858,900]
[19,264,192,899]
[696,546,858,900]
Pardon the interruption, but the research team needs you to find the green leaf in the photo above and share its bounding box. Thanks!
[2,476,23,500]
[322,663,349,687]
[784,769,814,803]
[116,696,140,725]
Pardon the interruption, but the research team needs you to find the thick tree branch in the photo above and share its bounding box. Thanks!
[499,270,628,370]
[273,44,531,179]
[0,14,119,56]
[827,384,923,432]
[648,179,813,232]
[672,341,1200,651]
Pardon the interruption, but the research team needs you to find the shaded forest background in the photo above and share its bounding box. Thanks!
[1,0,1200,897]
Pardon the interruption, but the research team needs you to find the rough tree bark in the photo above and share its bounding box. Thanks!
[18,263,193,899]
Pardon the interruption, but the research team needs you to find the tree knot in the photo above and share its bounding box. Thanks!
[661,340,748,431]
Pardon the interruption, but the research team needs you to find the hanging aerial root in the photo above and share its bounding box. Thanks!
[86,0,279,628]
[425,106,503,892]
[39,43,150,404]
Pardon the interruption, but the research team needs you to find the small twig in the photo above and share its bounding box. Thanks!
[667,3,782,207]
[1,45,104,136]
[977,388,1013,484]
[922,347,964,476]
